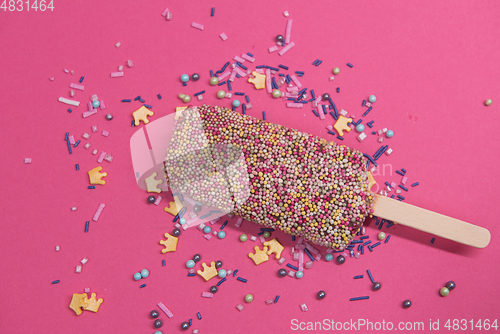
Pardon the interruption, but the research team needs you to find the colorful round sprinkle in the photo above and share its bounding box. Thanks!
[218,269,227,278]
[485,99,492,106]
[263,231,271,238]
[232,99,241,107]
[386,130,394,138]
[332,67,340,75]
[324,253,333,262]
[140,269,149,278]
[272,89,281,98]
[183,95,191,103]
[446,281,456,290]
[133,272,142,281]
[186,260,195,269]
[217,90,226,99]
[378,232,386,240]
[296,271,304,279]
[210,77,219,85]
[218,231,226,239]
[440,287,449,297]
[368,95,377,103]
[245,294,254,303]
[240,234,248,242]
[356,124,365,132]
[180,74,189,83]
[203,226,211,234]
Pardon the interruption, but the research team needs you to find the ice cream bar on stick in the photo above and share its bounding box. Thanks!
[373,194,490,248]
[162,105,490,249]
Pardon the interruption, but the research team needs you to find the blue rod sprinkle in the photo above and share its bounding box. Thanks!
[245,95,250,103]
[274,295,280,303]
[372,242,381,249]
[350,296,369,301]
[362,106,372,117]
[363,240,372,246]
[233,269,238,277]
[210,70,214,77]
[411,182,419,187]
[367,269,375,283]
[140,284,146,288]
[327,130,336,136]
[384,235,391,243]
[75,164,80,171]
[188,273,196,277]
[361,245,364,255]
[397,195,405,200]
[292,235,296,241]
[211,7,215,16]
[197,312,202,320]
[85,221,89,233]
[194,90,205,96]
[121,99,131,102]
[247,52,254,57]
[189,319,192,326]
[278,64,289,70]
[354,275,364,279]
[67,140,72,154]
[52,280,60,284]
[134,96,141,101]
[74,140,81,148]
[143,104,152,109]
[220,220,228,230]
[162,259,166,266]
[88,186,95,189]
[286,263,299,271]
[234,92,245,96]
[396,170,405,176]
[242,103,246,114]
[67,108,72,113]
[157,94,162,99]
[311,109,319,117]
[304,248,315,262]
[237,277,247,283]
[399,185,409,192]
[65,132,69,141]
[79,76,84,83]
[347,63,354,68]
[360,236,369,240]
[401,168,407,173]
[431,238,435,244]
[218,80,227,86]
[237,62,248,70]
[362,100,366,107]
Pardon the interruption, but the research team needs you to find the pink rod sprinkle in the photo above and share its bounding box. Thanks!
[99,100,106,110]
[154,196,162,206]
[298,248,304,271]
[233,55,245,63]
[161,7,169,16]
[68,135,76,145]
[287,86,299,92]
[235,217,244,227]
[204,234,212,241]
[286,103,304,108]
[318,109,326,120]
[233,67,247,77]
[265,69,272,93]
[217,70,231,81]
[285,19,293,44]
[191,22,204,30]
[58,97,80,107]
[97,151,106,163]
[305,242,320,255]
[278,41,295,56]
[290,74,302,88]
[92,203,105,222]
[219,33,227,41]
[241,54,255,62]
[202,292,214,298]
[157,302,174,318]
[110,72,124,78]
[88,102,93,111]
[82,110,97,118]
[69,83,84,91]
[24,158,32,164]
[268,45,279,53]
[229,70,237,82]
[210,217,221,225]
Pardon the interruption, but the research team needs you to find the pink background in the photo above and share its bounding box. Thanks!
[1,0,499,333]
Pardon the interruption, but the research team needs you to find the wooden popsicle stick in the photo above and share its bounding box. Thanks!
[372,194,491,248]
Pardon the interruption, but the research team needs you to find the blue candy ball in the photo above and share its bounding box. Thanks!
[325,253,334,262]
[186,260,195,269]
[204,226,212,234]
[218,231,226,239]
[296,271,304,279]
[218,269,227,278]
[181,74,190,83]
[386,130,394,138]
[356,124,365,132]
[154,331,163,334]
[232,99,241,107]
[133,272,142,281]
[92,100,100,108]
[368,95,377,103]
[141,269,149,278]
[179,218,187,225]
